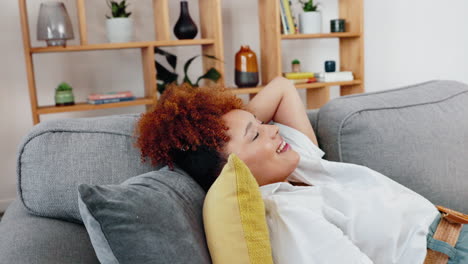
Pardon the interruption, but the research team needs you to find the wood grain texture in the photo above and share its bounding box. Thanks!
[258,0,282,84]
[76,0,88,45]
[282,32,360,40]
[339,0,364,95]
[227,80,361,95]
[30,39,216,53]
[37,98,154,114]
[199,0,225,86]
[307,87,330,109]
[153,0,170,40]
[141,46,158,111]
[18,0,40,124]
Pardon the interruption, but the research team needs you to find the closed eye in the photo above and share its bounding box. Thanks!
[253,132,259,141]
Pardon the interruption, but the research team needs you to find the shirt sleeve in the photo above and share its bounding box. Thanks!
[264,194,374,264]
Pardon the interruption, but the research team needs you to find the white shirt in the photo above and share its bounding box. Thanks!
[260,123,439,264]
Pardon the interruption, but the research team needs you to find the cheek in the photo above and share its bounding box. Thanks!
[242,149,300,186]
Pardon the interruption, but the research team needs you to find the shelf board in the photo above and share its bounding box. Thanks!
[229,80,362,94]
[281,32,361,40]
[295,80,362,89]
[229,87,264,94]
[36,97,154,114]
[30,39,216,53]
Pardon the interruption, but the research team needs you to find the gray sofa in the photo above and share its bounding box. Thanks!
[1,80,467,263]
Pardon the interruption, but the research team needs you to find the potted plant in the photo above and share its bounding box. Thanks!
[55,82,75,106]
[154,47,222,94]
[299,0,321,34]
[105,0,133,43]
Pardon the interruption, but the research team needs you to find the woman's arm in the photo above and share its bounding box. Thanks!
[245,76,318,145]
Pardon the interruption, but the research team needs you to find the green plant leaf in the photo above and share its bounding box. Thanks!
[154,47,177,70]
[156,60,178,94]
[57,82,72,91]
[108,0,131,18]
[194,68,221,87]
[300,0,319,11]
[155,61,178,84]
[157,82,166,94]
[183,54,222,87]
[183,55,200,82]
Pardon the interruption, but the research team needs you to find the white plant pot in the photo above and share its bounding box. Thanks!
[106,18,134,43]
[299,12,322,34]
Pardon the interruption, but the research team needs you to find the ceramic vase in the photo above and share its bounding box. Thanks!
[173,1,198,39]
[55,91,75,106]
[299,11,322,34]
[235,45,259,88]
[106,18,134,43]
[37,2,74,47]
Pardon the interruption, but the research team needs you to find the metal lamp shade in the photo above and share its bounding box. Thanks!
[37,2,74,47]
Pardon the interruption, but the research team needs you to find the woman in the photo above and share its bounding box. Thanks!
[135,77,467,264]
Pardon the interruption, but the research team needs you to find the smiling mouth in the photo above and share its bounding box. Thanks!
[276,140,289,153]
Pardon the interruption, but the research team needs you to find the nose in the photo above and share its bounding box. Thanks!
[268,124,279,139]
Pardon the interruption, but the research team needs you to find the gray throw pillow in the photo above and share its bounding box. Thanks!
[77,167,212,264]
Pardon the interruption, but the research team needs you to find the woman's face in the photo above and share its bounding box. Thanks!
[222,109,300,186]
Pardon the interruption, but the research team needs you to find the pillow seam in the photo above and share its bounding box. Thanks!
[235,160,256,263]
[80,194,120,262]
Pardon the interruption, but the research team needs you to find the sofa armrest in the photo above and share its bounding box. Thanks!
[0,199,99,264]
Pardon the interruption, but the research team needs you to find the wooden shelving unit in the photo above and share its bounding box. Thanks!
[36,97,155,115]
[257,0,365,109]
[30,39,217,53]
[19,0,364,124]
[18,0,224,124]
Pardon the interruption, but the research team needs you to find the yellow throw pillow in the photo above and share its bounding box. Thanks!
[203,154,273,264]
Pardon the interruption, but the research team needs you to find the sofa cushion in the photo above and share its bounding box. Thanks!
[0,199,99,264]
[78,167,211,264]
[316,80,468,213]
[17,114,158,222]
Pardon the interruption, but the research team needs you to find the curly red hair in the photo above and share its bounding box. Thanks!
[134,83,244,169]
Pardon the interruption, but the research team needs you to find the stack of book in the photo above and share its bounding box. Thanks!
[316,71,354,82]
[87,91,135,105]
[279,0,298,34]
[283,72,317,84]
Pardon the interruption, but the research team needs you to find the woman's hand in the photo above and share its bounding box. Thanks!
[245,76,318,145]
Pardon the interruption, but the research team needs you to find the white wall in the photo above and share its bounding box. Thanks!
[1,0,468,212]
[365,0,468,90]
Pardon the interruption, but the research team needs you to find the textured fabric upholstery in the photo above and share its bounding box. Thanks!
[306,109,319,133]
[314,80,468,213]
[16,114,158,222]
[2,80,467,264]
[0,199,99,264]
[77,167,211,264]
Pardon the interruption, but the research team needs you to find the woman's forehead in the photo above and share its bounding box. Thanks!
[223,109,252,125]
[223,109,254,135]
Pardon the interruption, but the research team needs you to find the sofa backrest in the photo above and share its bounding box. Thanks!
[17,114,159,222]
[314,80,468,213]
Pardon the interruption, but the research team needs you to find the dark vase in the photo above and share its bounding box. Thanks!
[173,1,198,40]
[235,45,259,88]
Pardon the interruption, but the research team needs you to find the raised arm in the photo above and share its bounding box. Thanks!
[245,76,318,145]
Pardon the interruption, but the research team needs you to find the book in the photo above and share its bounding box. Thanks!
[284,72,315,79]
[87,91,134,100]
[291,77,317,84]
[282,0,295,34]
[87,96,136,105]
[316,71,354,82]
[278,0,289,34]
[288,0,298,34]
